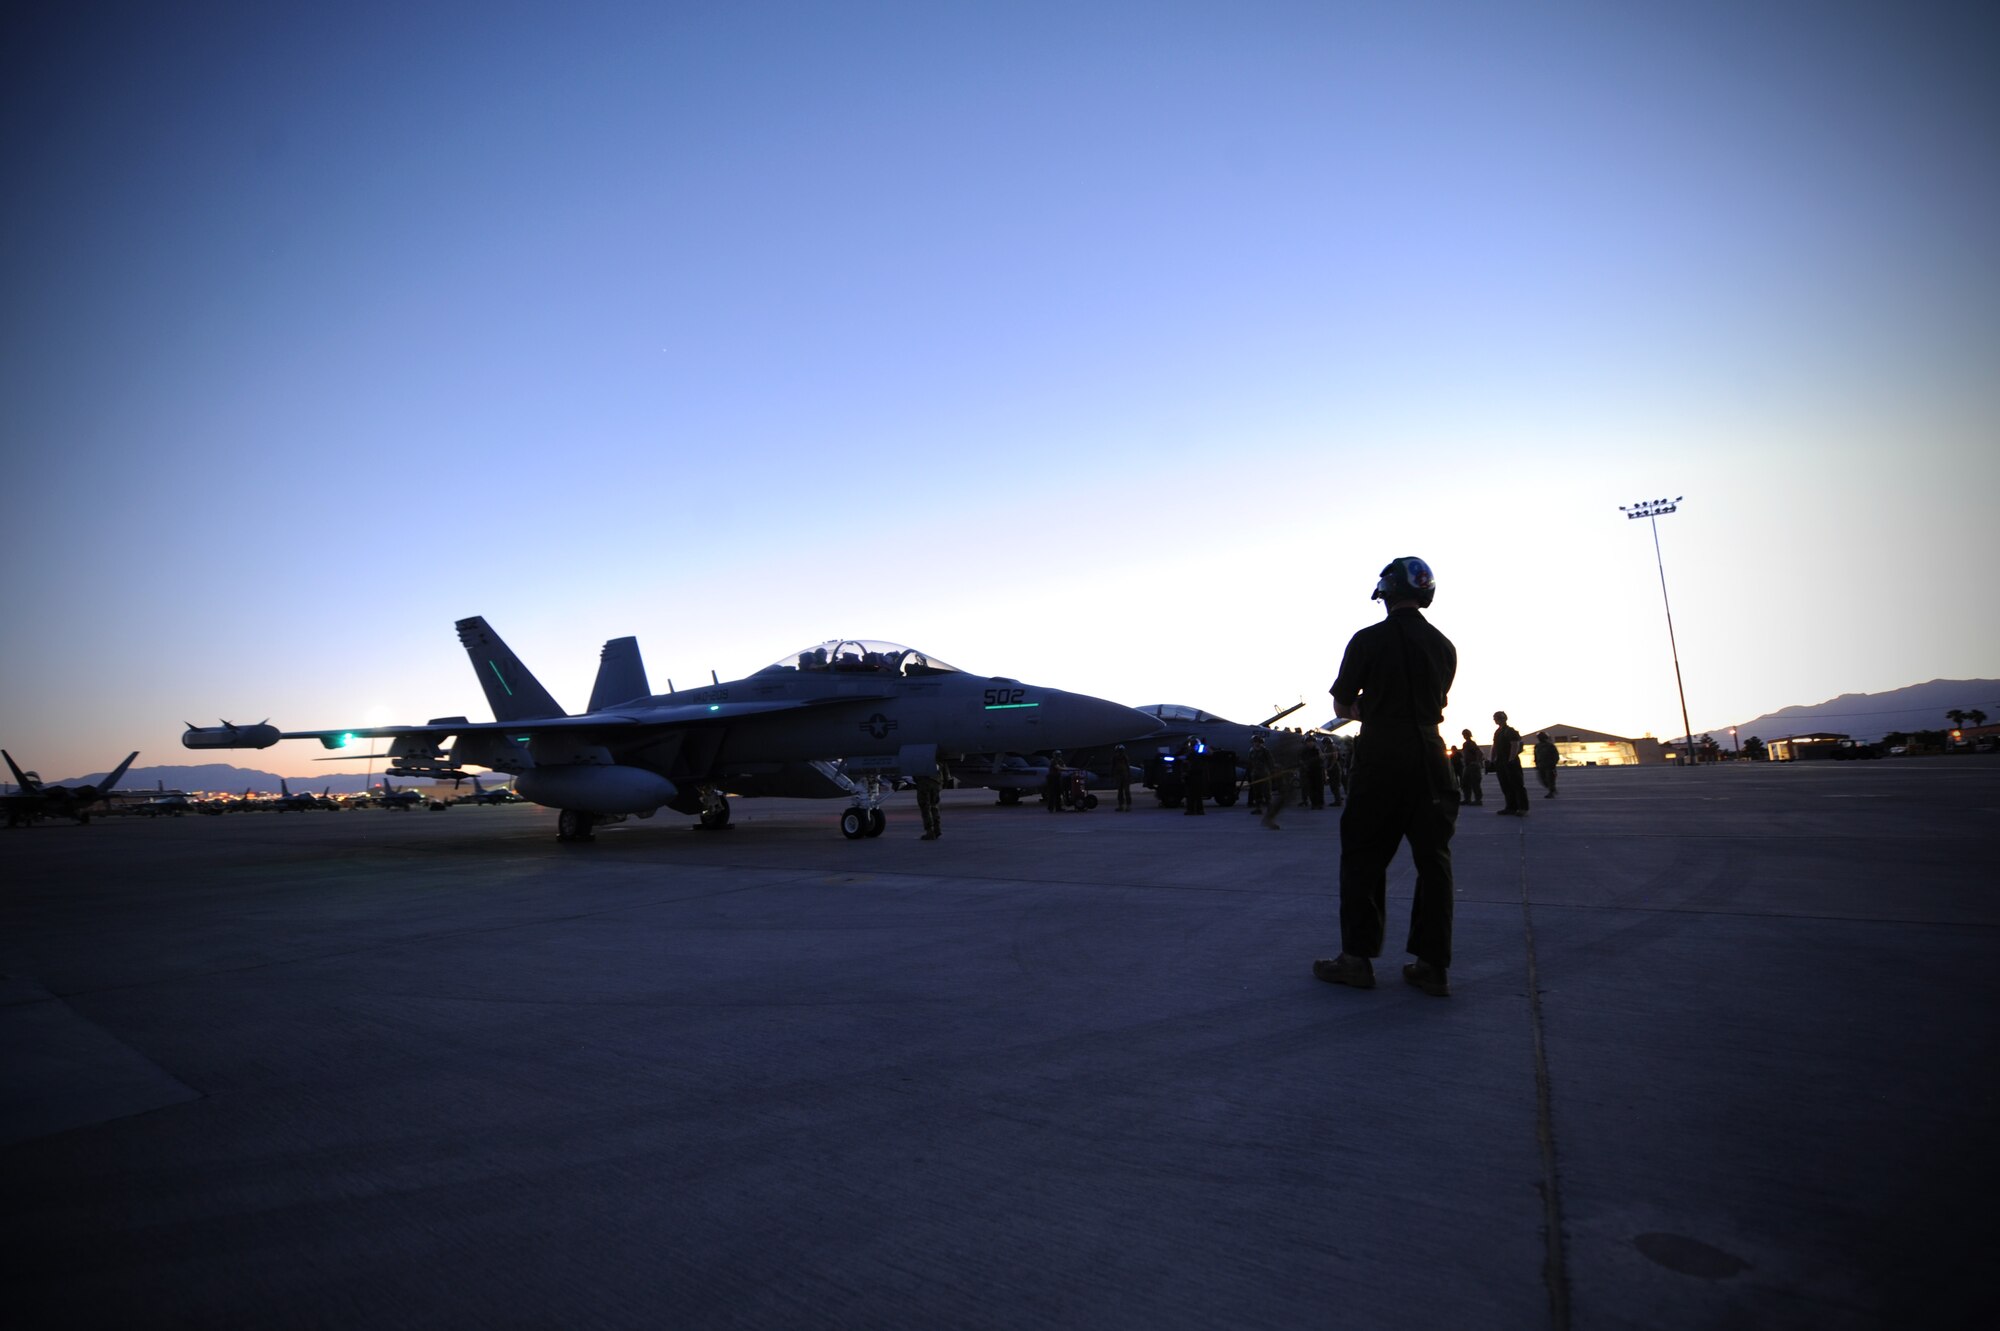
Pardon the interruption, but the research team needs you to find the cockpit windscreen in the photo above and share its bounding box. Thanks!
[759,640,963,677]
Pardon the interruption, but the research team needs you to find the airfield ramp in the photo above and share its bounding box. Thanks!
[3,761,1995,1328]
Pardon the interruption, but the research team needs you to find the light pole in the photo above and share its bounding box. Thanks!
[1620,495,1696,767]
[1729,726,1739,756]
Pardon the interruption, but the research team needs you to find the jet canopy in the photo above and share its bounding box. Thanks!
[759,640,963,678]
[1137,704,1236,725]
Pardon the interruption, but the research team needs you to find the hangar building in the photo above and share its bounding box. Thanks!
[1510,723,1669,766]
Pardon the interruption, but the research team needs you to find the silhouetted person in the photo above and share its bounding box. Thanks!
[1301,736,1326,809]
[1247,734,1271,813]
[1492,712,1528,815]
[1112,744,1132,812]
[1535,732,1559,799]
[915,762,944,839]
[1045,752,1065,813]
[1314,556,1458,998]
[1182,740,1206,815]
[1457,729,1484,805]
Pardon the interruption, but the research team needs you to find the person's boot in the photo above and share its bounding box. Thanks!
[1313,954,1376,988]
[1403,961,1450,997]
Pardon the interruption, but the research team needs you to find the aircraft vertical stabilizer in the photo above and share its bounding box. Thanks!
[103,752,137,790]
[455,617,567,722]
[588,636,651,712]
[3,751,39,792]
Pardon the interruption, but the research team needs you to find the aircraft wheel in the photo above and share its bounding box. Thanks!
[866,808,886,837]
[997,789,1021,806]
[840,807,867,839]
[1084,793,1099,810]
[698,797,732,831]
[557,809,596,842]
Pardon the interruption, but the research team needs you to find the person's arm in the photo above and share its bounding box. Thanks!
[1329,635,1365,721]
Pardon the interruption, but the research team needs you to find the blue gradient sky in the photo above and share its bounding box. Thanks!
[5,1,1996,779]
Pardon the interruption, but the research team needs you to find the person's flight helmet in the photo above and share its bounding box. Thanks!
[1372,556,1436,607]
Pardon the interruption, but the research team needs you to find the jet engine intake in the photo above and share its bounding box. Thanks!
[515,764,676,815]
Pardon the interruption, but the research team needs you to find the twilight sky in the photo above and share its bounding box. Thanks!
[4,0,1996,780]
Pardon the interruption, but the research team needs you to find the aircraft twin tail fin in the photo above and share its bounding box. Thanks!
[588,636,651,712]
[455,616,567,723]
[3,750,39,792]
[105,752,138,789]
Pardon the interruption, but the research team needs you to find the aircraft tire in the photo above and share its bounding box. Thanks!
[997,789,1022,806]
[866,808,886,837]
[557,809,595,842]
[840,807,867,839]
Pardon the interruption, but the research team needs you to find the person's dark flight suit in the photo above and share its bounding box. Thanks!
[1330,607,1459,969]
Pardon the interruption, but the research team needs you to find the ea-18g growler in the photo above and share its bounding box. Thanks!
[186,617,1161,842]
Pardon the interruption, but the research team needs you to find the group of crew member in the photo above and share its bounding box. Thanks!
[915,554,1544,1012]
[1246,732,1346,830]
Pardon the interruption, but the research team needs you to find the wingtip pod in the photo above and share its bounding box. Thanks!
[183,721,281,750]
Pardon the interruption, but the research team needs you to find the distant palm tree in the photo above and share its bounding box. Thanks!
[1970,709,1989,728]
[1947,709,1968,729]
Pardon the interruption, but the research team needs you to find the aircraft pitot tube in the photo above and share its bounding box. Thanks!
[183,720,282,750]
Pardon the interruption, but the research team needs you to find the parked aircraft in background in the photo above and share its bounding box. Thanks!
[187,618,1161,842]
[452,775,522,806]
[950,703,1333,807]
[270,778,334,813]
[125,781,193,816]
[2,751,138,827]
[373,775,425,810]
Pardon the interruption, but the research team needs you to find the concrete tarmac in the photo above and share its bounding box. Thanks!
[4,761,1997,1329]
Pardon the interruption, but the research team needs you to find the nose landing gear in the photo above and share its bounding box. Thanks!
[839,776,888,839]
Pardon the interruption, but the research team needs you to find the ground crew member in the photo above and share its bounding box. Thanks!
[1264,730,1299,830]
[1301,737,1326,810]
[1112,744,1132,812]
[1182,740,1206,815]
[1535,732,1559,799]
[1492,712,1528,815]
[1325,738,1345,806]
[1458,729,1484,805]
[1314,556,1459,998]
[1045,752,1065,813]
[915,762,944,839]
[1247,734,1271,813]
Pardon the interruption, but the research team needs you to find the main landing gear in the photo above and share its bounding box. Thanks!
[696,788,732,832]
[557,809,596,842]
[839,776,888,839]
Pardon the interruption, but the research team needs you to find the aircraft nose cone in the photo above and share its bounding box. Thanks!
[1046,691,1168,747]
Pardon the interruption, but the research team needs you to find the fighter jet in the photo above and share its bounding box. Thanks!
[186,617,1161,841]
[452,775,523,807]
[2,751,138,827]
[269,778,338,812]
[372,775,425,810]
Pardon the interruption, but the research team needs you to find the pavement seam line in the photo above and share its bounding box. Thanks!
[1519,827,1572,1331]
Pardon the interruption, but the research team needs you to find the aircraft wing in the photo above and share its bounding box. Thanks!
[277,695,886,749]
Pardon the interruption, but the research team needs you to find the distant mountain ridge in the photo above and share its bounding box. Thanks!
[1680,678,2000,745]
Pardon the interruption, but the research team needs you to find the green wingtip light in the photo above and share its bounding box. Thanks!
[336,732,355,748]
[709,704,721,712]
